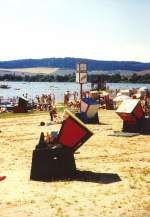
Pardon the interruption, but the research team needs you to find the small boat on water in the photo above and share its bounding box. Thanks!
[0,81,11,89]
[0,84,11,89]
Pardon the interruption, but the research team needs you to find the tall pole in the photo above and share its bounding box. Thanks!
[80,83,83,100]
[80,83,83,112]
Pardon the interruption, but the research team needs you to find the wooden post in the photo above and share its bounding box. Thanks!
[80,83,83,112]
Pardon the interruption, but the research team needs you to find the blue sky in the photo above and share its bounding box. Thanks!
[0,0,149,62]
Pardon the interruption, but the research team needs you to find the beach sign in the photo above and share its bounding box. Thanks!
[76,63,87,84]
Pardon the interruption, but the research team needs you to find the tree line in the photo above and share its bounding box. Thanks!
[0,73,150,83]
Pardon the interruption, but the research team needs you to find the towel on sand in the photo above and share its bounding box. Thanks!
[108,131,139,137]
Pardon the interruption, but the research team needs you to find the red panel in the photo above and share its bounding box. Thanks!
[118,113,136,122]
[117,103,144,122]
[133,104,144,119]
[58,118,87,148]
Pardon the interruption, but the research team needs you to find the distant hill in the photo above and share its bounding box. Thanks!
[0,57,150,72]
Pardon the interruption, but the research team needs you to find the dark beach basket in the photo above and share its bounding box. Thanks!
[30,109,93,181]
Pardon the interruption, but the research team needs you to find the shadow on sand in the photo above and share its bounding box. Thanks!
[99,122,110,126]
[69,170,121,184]
[38,170,122,184]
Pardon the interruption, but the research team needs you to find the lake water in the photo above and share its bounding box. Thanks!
[0,81,150,102]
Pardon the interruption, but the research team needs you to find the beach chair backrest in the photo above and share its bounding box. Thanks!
[57,109,93,152]
[18,97,28,107]
[81,98,99,118]
[116,99,144,121]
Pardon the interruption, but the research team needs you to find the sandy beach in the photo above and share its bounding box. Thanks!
[0,109,150,217]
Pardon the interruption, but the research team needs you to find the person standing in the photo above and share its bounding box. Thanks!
[48,104,54,122]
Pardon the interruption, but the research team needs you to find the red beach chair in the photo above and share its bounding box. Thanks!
[30,109,93,181]
[116,99,145,133]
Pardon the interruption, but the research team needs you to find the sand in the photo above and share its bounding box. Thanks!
[0,109,150,217]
